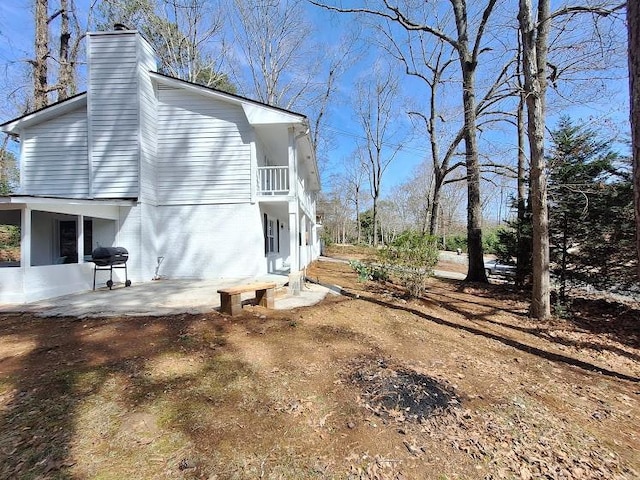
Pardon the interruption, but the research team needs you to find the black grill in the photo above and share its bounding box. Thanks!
[91,247,131,290]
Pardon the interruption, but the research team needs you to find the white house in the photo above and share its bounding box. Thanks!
[0,27,321,304]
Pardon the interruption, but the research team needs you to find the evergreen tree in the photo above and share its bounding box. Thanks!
[547,117,635,297]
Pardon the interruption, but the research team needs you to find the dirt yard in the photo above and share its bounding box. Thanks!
[1,251,639,479]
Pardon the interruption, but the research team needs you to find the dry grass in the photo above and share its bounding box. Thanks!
[0,256,639,479]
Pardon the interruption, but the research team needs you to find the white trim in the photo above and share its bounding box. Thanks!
[87,37,94,199]
[21,207,31,269]
[0,196,135,207]
[1,95,87,134]
[149,72,305,126]
[250,138,257,204]
[135,34,143,200]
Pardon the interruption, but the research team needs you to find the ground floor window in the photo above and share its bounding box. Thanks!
[264,214,280,255]
[58,219,93,264]
[267,219,275,253]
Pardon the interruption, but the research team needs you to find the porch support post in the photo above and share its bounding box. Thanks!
[20,207,31,268]
[288,127,297,197]
[250,139,257,203]
[77,215,84,263]
[288,200,301,295]
[299,213,307,268]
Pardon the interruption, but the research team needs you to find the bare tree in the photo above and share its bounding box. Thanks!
[354,67,402,247]
[630,0,640,279]
[392,162,435,233]
[98,0,231,90]
[31,0,64,109]
[341,152,368,244]
[57,0,88,101]
[397,37,464,236]
[229,0,317,108]
[515,36,531,288]
[518,0,551,319]
[518,0,626,319]
[24,0,92,110]
[310,0,503,281]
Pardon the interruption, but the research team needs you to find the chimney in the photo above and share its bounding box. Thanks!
[86,29,157,199]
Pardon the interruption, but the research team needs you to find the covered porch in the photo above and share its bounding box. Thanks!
[0,196,134,304]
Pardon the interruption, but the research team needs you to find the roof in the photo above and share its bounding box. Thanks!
[0,58,319,189]
[150,72,308,127]
[1,93,87,134]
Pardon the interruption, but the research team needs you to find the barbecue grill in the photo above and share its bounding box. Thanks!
[91,246,131,290]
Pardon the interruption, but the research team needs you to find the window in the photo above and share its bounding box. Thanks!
[59,221,77,263]
[264,215,279,255]
[58,218,93,264]
[267,219,275,253]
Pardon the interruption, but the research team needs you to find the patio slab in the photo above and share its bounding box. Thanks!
[0,275,337,318]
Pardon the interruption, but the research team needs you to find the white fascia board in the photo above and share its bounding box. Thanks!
[0,196,135,220]
[241,103,304,125]
[1,94,87,135]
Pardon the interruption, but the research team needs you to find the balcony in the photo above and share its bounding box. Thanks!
[258,166,289,195]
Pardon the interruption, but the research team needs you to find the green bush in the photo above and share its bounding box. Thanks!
[348,260,389,283]
[381,231,439,297]
[443,234,467,253]
[0,225,20,248]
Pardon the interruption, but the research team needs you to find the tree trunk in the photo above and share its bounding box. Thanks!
[516,89,529,288]
[560,213,568,301]
[34,0,49,110]
[58,0,73,101]
[451,0,487,283]
[429,175,443,236]
[460,64,486,282]
[519,0,552,320]
[372,194,379,247]
[355,185,361,244]
[629,0,640,280]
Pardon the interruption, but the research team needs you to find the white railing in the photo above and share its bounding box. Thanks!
[258,166,289,195]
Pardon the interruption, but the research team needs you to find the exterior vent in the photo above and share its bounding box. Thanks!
[114,23,129,31]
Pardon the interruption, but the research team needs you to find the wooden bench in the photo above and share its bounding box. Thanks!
[217,282,277,316]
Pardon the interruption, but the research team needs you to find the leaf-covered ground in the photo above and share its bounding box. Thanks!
[0,252,638,479]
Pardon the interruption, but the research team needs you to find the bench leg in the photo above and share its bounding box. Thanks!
[220,292,243,316]
[255,288,274,309]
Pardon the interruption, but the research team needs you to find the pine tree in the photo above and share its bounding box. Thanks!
[547,117,635,297]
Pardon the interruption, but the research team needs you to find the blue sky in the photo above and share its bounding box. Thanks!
[0,1,632,216]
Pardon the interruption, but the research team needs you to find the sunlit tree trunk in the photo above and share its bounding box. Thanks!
[519,0,551,320]
[451,0,491,282]
[33,0,49,110]
[629,0,640,280]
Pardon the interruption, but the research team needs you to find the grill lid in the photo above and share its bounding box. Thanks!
[91,247,129,266]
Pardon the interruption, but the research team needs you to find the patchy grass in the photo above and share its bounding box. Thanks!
[1,260,639,479]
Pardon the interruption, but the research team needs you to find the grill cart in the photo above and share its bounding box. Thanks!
[91,247,131,290]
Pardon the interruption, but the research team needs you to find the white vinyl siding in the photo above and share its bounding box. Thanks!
[156,85,252,204]
[154,203,265,278]
[88,32,140,198]
[21,108,89,197]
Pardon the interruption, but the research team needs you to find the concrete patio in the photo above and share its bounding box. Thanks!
[0,274,336,318]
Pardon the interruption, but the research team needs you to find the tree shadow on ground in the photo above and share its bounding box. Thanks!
[0,313,226,479]
[337,287,640,384]
[418,280,640,366]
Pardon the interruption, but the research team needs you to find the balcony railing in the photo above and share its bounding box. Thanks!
[258,166,289,195]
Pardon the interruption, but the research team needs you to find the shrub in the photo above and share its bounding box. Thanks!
[443,234,466,253]
[0,225,20,247]
[381,231,439,297]
[348,260,389,283]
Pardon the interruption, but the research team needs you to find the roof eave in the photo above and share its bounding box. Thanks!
[1,93,87,135]
[149,72,307,126]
